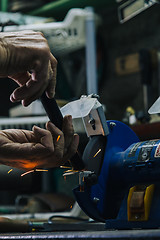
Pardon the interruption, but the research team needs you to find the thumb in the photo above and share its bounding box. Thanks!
[32,125,54,150]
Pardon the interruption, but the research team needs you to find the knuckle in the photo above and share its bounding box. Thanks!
[54,57,58,65]
[37,31,45,38]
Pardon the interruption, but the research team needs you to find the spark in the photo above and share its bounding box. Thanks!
[8,169,13,174]
[63,171,79,177]
[56,135,61,142]
[21,170,34,177]
[35,169,48,172]
[21,169,48,177]
[93,148,102,158]
[63,169,79,174]
[64,169,75,173]
[60,166,71,169]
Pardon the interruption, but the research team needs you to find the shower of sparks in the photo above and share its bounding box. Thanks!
[21,170,34,177]
[56,135,61,142]
[8,169,13,174]
[93,149,102,158]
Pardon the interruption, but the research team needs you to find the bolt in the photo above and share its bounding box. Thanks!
[91,94,99,99]
[93,197,100,204]
[88,113,96,130]
[110,122,116,130]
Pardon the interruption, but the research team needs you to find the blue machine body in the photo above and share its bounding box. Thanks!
[73,120,160,228]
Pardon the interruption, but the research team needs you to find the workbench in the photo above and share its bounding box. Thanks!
[0,229,160,240]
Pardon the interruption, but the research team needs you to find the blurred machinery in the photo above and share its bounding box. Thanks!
[65,95,160,230]
[2,8,99,56]
[1,7,99,101]
[116,0,160,23]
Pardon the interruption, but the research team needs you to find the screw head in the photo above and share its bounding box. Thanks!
[93,197,100,204]
[110,122,116,129]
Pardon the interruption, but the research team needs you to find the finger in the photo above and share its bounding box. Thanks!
[10,58,49,106]
[62,115,74,151]
[32,125,54,150]
[23,57,51,105]
[45,53,57,98]
[46,121,65,158]
[9,71,31,86]
[10,82,42,106]
[63,134,79,162]
[9,72,32,103]
[1,129,35,143]
[10,77,47,106]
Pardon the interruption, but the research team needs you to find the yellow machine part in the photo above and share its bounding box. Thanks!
[127,184,155,221]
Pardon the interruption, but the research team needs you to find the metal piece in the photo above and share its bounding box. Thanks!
[40,93,85,171]
[148,96,160,114]
[83,107,109,137]
[79,171,94,186]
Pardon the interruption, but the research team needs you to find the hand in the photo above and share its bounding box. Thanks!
[0,116,79,170]
[0,30,57,106]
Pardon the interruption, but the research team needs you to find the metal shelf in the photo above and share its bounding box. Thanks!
[29,0,116,20]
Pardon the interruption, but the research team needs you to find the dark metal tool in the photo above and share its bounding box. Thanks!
[40,93,85,171]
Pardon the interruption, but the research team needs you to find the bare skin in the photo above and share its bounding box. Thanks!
[0,30,57,106]
[0,116,79,170]
[0,31,79,170]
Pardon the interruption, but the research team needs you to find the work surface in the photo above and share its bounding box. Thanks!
[1,229,160,239]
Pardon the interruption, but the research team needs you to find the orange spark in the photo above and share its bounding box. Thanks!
[8,169,13,174]
[56,135,61,142]
[21,170,34,177]
[64,176,66,181]
[93,149,102,158]
[60,166,71,169]
[35,169,48,172]
[63,170,79,177]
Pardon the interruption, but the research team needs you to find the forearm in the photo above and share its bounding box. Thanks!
[0,35,8,76]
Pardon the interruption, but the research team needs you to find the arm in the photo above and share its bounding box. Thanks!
[0,30,57,106]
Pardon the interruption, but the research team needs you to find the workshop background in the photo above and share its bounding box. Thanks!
[1,1,160,120]
[0,0,160,215]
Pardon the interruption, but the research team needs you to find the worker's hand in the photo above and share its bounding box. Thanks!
[0,115,79,170]
[0,30,57,106]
